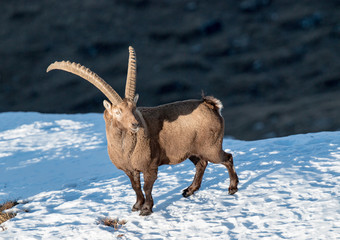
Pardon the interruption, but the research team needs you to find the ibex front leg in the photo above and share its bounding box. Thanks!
[140,169,158,216]
[125,170,145,212]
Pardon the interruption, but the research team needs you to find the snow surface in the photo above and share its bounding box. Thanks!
[0,112,339,239]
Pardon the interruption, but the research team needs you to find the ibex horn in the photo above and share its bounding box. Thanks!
[47,61,123,106]
[125,46,137,101]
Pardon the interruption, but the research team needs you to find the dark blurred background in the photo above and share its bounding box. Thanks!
[0,0,339,140]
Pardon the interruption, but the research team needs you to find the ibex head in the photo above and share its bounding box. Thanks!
[103,96,140,133]
[47,46,140,133]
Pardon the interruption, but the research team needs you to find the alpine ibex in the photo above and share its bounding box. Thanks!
[47,46,239,216]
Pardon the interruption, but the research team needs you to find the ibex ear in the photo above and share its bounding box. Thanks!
[133,94,139,104]
[103,100,111,111]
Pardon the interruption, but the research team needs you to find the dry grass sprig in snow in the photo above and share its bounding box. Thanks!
[97,217,127,230]
[0,201,19,225]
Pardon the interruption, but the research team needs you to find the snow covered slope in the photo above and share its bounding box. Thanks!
[0,112,339,239]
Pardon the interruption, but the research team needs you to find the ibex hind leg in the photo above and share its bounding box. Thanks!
[204,150,239,195]
[182,156,208,198]
[221,151,239,194]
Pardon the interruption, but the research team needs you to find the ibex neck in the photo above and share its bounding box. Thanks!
[135,109,148,137]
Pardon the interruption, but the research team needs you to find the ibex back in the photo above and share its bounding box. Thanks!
[47,47,239,216]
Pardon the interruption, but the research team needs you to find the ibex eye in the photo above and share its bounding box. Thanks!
[114,109,121,116]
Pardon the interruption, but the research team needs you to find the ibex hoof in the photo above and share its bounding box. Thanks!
[139,209,152,216]
[132,202,143,212]
[228,187,238,195]
[182,188,193,198]
[132,206,140,212]
[139,206,153,216]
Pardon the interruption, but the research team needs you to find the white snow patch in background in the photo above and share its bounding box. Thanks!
[0,112,339,239]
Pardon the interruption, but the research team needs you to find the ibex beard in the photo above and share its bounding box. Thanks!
[47,46,239,216]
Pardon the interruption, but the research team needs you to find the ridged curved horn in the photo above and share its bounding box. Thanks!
[47,61,123,105]
[125,46,137,101]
